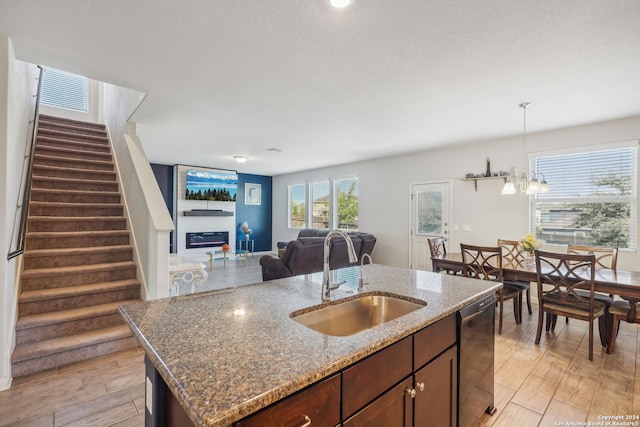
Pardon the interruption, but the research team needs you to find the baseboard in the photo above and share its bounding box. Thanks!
[0,375,11,391]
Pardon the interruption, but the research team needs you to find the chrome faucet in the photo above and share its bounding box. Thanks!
[322,229,358,301]
[359,253,373,292]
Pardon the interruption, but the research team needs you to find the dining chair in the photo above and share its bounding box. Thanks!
[460,244,523,334]
[566,244,617,344]
[428,237,458,274]
[534,250,606,361]
[567,244,618,270]
[605,297,640,354]
[497,239,533,317]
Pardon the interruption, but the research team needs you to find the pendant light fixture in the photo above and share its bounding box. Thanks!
[501,102,550,195]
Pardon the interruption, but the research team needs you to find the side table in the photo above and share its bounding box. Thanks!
[206,250,228,271]
[237,239,254,256]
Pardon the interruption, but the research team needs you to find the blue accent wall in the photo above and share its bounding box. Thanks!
[150,164,273,253]
[236,173,272,252]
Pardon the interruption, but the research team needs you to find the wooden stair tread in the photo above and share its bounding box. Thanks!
[32,173,117,181]
[36,146,111,158]
[27,229,129,237]
[37,130,108,142]
[11,324,134,363]
[28,215,126,221]
[18,279,140,304]
[16,298,141,330]
[39,114,106,129]
[29,201,123,208]
[31,187,120,197]
[21,261,136,277]
[38,128,107,138]
[23,245,132,257]
[32,165,116,177]
[34,157,114,170]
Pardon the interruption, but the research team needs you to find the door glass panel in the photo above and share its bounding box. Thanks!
[416,190,443,235]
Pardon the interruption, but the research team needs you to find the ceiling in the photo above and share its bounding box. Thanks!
[1,0,639,176]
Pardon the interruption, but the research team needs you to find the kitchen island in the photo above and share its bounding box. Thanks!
[119,264,500,427]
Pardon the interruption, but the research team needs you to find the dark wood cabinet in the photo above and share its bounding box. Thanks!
[153,313,460,427]
[234,314,457,427]
[414,346,458,427]
[234,374,340,427]
[343,377,414,427]
[342,336,412,419]
[346,314,457,427]
[413,313,456,367]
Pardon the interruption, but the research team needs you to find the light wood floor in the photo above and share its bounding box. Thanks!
[2,256,639,426]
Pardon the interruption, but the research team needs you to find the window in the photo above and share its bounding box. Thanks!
[40,68,88,112]
[289,184,306,228]
[335,178,359,230]
[311,181,330,229]
[530,143,637,250]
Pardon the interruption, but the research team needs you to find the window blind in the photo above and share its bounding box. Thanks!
[289,184,306,228]
[530,143,637,250]
[41,68,88,112]
[335,178,359,230]
[311,181,330,229]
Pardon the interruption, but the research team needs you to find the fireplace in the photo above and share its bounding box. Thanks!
[185,232,229,249]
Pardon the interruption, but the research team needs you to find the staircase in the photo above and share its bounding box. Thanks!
[11,114,141,377]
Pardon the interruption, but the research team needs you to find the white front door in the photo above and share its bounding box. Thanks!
[410,182,451,270]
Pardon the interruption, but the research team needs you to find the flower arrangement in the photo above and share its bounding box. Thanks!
[241,221,252,240]
[517,233,542,254]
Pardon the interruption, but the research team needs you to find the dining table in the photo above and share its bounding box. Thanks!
[431,252,640,300]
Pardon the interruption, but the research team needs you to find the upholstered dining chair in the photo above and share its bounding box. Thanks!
[460,244,523,334]
[606,297,640,354]
[428,237,458,274]
[534,250,605,361]
[498,239,533,317]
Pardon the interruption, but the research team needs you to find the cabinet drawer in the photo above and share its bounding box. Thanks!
[342,336,412,418]
[413,313,456,369]
[235,374,340,427]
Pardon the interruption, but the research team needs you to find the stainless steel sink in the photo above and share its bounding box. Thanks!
[290,293,427,337]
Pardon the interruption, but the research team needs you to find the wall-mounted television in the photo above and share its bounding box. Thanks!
[185,169,238,201]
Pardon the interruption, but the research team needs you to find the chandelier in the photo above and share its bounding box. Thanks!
[501,102,550,195]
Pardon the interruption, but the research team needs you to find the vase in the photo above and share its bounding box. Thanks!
[525,252,535,268]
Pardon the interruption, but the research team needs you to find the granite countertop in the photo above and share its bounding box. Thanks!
[119,264,500,427]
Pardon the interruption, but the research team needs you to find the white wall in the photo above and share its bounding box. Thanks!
[103,83,174,300]
[273,116,640,271]
[0,36,39,390]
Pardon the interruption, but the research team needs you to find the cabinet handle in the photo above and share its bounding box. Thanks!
[405,387,416,398]
[296,415,312,427]
[416,381,425,392]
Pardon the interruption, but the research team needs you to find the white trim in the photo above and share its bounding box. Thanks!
[408,180,453,270]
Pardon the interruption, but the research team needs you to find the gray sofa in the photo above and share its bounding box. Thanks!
[260,230,376,281]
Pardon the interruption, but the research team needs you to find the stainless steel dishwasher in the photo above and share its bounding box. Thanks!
[458,293,497,427]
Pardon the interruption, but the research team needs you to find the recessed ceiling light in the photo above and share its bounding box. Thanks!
[233,156,248,163]
[330,0,351,9]
[266,148,283,152]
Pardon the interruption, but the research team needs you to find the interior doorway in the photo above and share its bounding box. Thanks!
[410,181,452,270]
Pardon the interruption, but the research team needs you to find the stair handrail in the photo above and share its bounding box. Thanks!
[7,65,44,260]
